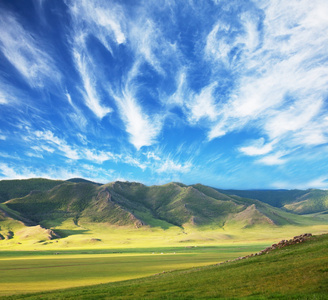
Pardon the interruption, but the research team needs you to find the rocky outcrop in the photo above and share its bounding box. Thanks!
[218,233,313,265]
[46,229,61,240]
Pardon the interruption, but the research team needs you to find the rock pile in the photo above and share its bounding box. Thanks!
[218,233,313,265]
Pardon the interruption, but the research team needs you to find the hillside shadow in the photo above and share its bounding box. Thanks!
[53,229,89,238]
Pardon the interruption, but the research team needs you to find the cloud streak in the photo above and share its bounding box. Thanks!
[202,0,328,162]
[0,12,60,88]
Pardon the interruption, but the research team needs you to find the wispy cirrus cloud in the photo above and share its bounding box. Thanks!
[65,92,88,130]
[67,0,117,119]
[239,138,274,156]
[0,129,6,141]
[0,90,8,105]
[66,0,180,149]
[201,1,328,164]
[0,11,60,88]
[156,158,192,174]
[72,49,112,119]
[109,61,164,149]
[0,162,113,184]
[257,151,288,166]
[84,149,120,164]
[34,130,80,160]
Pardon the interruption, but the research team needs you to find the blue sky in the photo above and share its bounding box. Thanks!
[0,0,328,189]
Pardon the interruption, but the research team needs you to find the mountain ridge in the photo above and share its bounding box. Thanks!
[1,178,328,245]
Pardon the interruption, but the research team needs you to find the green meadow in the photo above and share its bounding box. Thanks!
[1,234,327,299]
[1,219,328,297]
[0,244,267,296]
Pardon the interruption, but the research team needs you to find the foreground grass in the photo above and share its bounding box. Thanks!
[2,234,328,299]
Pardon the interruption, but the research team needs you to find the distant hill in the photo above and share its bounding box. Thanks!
[219,188,328,214]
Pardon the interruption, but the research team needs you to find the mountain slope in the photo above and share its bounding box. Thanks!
[0,178,64,203]
[3,180,326,229]
[0,204,59,242]
[1,179,327,246]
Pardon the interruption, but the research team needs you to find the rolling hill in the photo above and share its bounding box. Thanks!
[0,178,328,246]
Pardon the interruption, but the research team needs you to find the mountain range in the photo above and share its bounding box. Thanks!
[0,178,327,245]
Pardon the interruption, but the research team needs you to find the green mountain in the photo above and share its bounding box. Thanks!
[0,178,64,203]
[0,178,327,245]
[219,188,328,214]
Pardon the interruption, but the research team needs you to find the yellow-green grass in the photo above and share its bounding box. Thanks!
[0,244,267,296]
[1,219,328,250]
[4,234,328,300]
[3,218,327,250]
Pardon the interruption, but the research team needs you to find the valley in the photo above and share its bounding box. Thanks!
[0,178,328,298]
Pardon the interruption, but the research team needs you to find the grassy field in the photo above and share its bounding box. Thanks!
[1,216,328,250]
[3,234,327,299]
[0,244,267,297]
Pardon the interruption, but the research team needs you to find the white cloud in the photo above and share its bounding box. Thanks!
[66,1,181,148]
[0,12,60,87]
[187,82,219,123]
[65,93,88,129]
[0,162,117,184]
[239,138,274,156]
[143,151,161,161]
[264,98,323,140]
[257,151,287,166]
[129,18,177,75]
[68,0,126,49]
[110,62,163,150]
[205,0,328,157]
[66,1,119,119]
[35,130,80,160]
[0,163,39,179]
[31,145,55,153]
[156,158,192,174]
[0,152,19,159]
[0,163,86,182]
[0,129,6,141]
[123,155,147,171]
[73,50,112,119]
[114,91,162,150]
[0,90,8,105]
[168,71,188,106]
[84,149,119,164]
[26,152,43,159]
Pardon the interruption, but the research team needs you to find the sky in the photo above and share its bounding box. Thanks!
[0,0,328,189]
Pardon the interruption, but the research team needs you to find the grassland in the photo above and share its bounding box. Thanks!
[2,234,327,299]
[0,244,266,297]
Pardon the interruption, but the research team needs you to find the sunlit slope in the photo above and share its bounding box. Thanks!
[0,204,59,243]
[220,188,328,214]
